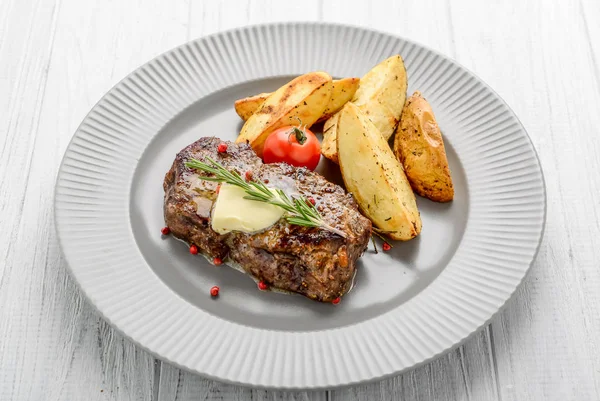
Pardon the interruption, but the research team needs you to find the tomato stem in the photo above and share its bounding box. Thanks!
[291,127,307,145]
[288,116,307,145]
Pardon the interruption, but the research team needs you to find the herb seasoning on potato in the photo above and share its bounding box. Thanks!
[236,71,333,157]
[337,102,421,241]
[394,91,454,202]
[322,55,408,164]
[234,78,359,124]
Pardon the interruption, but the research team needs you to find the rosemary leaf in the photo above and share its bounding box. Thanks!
[184,157,346,238]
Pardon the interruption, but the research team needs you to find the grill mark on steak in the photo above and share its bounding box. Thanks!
[163,137,372,302]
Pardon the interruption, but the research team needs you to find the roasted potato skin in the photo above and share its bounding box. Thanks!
[394,91,454,202]
[321,112,340,163]
[320,76,364,163]
[321,55,407,163]
[236,72,332,157]
[337,103,421,240]
[317,77,360,122]
[234,78,359,123]
[234,93,269,121]
[352,55,407,140]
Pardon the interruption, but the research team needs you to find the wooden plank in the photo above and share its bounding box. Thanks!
[0,1,71,399]
[2,0,600,400]
[186,0,322,39]
[447,1,600,400]
[0,0,187,399]
[157,363,327,401]
[330,330,500,401]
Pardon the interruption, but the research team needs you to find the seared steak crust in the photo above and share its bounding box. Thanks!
[163,137,371,302]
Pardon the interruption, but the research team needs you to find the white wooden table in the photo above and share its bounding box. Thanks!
[2,0,599,400]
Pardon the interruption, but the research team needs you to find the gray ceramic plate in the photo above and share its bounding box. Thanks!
[54,23,546,389]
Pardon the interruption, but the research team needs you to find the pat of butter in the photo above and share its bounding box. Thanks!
[211,183,284,234]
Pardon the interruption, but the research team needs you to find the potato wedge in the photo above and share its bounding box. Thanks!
[234,92,270,121]
[337,103,421,240]
[236,72,332,157]
[321,55,407,163]
[321,112,340,163]
[317,77,359,122]
[234,78,359,123]
[352,55,407,140]
[394,91,454,202]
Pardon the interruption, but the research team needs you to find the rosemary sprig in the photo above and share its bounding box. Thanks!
[371,235,379,254]
[372,227,398,235]
[371,230,393,247]
[184,157,346,238]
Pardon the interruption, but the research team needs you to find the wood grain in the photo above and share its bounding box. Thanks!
[0,0,184,399]
[1,0,599,400]
[157,363,327,401]
[445,1,600,399]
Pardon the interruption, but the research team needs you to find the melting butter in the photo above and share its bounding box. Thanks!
[211,183,284,234]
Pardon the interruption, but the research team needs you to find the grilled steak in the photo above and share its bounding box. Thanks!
[163,137,371,302]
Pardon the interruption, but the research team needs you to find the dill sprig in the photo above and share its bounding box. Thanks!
[184,157,346,238]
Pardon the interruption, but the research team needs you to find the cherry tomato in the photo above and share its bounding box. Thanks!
[263,125,321,171]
